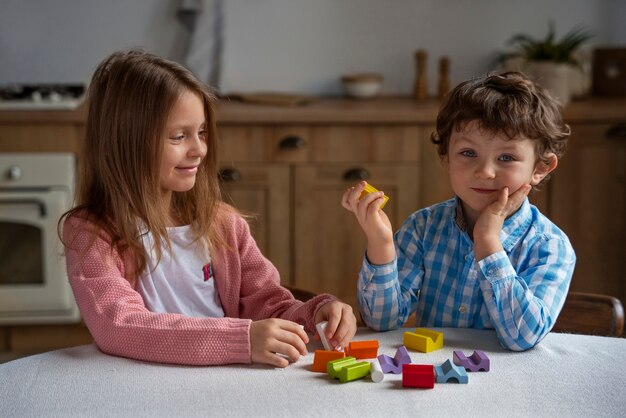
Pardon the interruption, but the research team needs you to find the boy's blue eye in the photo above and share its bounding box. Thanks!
[460,150,476,157]
[499,154,515,162]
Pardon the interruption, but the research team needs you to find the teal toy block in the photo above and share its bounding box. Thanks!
[435,359,468,384]
[327,356,371,383]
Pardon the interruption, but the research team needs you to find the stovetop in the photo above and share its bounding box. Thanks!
[0,84,85,110]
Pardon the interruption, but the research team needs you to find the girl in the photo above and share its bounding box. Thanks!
[61,50,356,367]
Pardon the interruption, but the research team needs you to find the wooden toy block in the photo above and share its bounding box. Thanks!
[312,350,345,372]
[403,328,444,353]
[402,364,435,389]
[327,356,370,383]
[359,182,389,209]
[435,359,468,384]
[316,321,333,351]
[345,340,379,359]
[340,362,371,383]
[453,350,490,372]
[327,357,357,379]
[378,345,411,374]
[369,360,384,383]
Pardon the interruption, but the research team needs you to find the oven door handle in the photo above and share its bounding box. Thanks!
[0,199,47,217]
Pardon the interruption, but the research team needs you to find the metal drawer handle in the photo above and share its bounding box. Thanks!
[279,135,306,150]
[0,199,47,217]
[343,167,370,181]
[605,124,626,140]
[218,168,242,183]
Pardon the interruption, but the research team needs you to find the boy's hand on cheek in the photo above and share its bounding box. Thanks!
[314,301,357,351]
[473,184,531,261]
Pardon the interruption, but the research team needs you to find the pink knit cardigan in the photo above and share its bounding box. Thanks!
[63,210,335,366]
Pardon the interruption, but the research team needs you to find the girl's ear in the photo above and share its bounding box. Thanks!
[531,153,558,185]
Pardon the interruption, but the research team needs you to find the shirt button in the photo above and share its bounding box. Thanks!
[459,305,467,313]
[465,254,471,261]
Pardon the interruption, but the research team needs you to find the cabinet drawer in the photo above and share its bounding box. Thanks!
[218,124,422,164]
[310,125,420,163]
[0,124,81,153]
[218,125,311,163]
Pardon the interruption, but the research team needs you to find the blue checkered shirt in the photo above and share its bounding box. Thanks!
[358,197,576,351]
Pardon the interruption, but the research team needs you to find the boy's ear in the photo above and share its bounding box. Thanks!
[531,153,558,185]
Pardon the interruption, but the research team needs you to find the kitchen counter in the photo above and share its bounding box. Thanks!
[0,97,624,125]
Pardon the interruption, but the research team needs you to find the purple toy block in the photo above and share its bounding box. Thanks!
[377,346,411,374]
[453,350,490,372]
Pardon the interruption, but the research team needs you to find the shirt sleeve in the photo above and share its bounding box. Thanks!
[478,236,576,351]
[357,215,423,331]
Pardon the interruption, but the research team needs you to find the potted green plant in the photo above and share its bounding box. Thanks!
[497,22,593,103]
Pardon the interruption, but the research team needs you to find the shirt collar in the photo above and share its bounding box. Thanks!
[453,196,533,251]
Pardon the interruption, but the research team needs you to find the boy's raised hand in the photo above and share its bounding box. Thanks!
[473,184,532,261]
[250,318,309,368]
[341,181,394,264]
[314,300,357,351]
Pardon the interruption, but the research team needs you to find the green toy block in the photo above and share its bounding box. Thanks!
[403,328,444,353]
[327,357,357,379]
[339,362,371,383]
[327,356,371,383]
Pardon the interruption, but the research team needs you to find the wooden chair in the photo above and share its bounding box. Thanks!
[283,285,317,302]
[553,291,624,337]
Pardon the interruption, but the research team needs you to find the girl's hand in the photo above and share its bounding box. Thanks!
[473,184,531,261]
[314,301,357,351]
[250,318,309,368]
[341,181,395,264]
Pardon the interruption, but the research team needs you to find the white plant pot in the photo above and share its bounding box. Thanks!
[527,62,572,104]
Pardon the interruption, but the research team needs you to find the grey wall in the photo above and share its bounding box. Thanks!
[1,0,624,95]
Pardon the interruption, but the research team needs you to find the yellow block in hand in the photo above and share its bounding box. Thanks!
[359,182,389,209]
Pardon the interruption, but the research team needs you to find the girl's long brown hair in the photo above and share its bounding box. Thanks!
[60,49,229,281]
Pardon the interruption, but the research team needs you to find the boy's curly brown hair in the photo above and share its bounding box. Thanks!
[431,71,570,187]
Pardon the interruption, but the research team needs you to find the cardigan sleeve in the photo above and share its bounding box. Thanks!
[217,212,337,334]
[63,215,252,366]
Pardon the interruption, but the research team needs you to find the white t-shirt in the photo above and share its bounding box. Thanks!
[135,225,225,318]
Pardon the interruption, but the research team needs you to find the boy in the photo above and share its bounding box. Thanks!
[341,72,575,351]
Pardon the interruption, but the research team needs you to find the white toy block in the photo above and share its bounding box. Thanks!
[316,321,332,351]
[370,360,384,383]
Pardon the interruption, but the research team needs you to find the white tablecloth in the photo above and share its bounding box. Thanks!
[1,328,625,417]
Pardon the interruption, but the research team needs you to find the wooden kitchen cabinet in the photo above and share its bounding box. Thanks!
[218,163,291,282]
[294,163,419,311]
[216,114,424,315]
[1,98,626,359]
[550,122,626,305]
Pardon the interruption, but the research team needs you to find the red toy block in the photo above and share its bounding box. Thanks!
[402,364,435,389]
[312,350,346,372]
[345,340,379,359]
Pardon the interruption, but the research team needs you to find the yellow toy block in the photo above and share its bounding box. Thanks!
[403,328,444,353]
[359,182,389,209]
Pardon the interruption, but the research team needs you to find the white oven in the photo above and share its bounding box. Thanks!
[0,153,79,324]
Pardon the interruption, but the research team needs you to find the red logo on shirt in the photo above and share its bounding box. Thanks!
[202,263,213,282]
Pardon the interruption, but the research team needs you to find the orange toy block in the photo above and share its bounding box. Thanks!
[403,328,444,353]
[312,350,346,372]
[345,340,380,359]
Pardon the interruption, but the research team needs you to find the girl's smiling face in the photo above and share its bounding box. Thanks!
[446,120,555,226]
[159,90,207,202]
